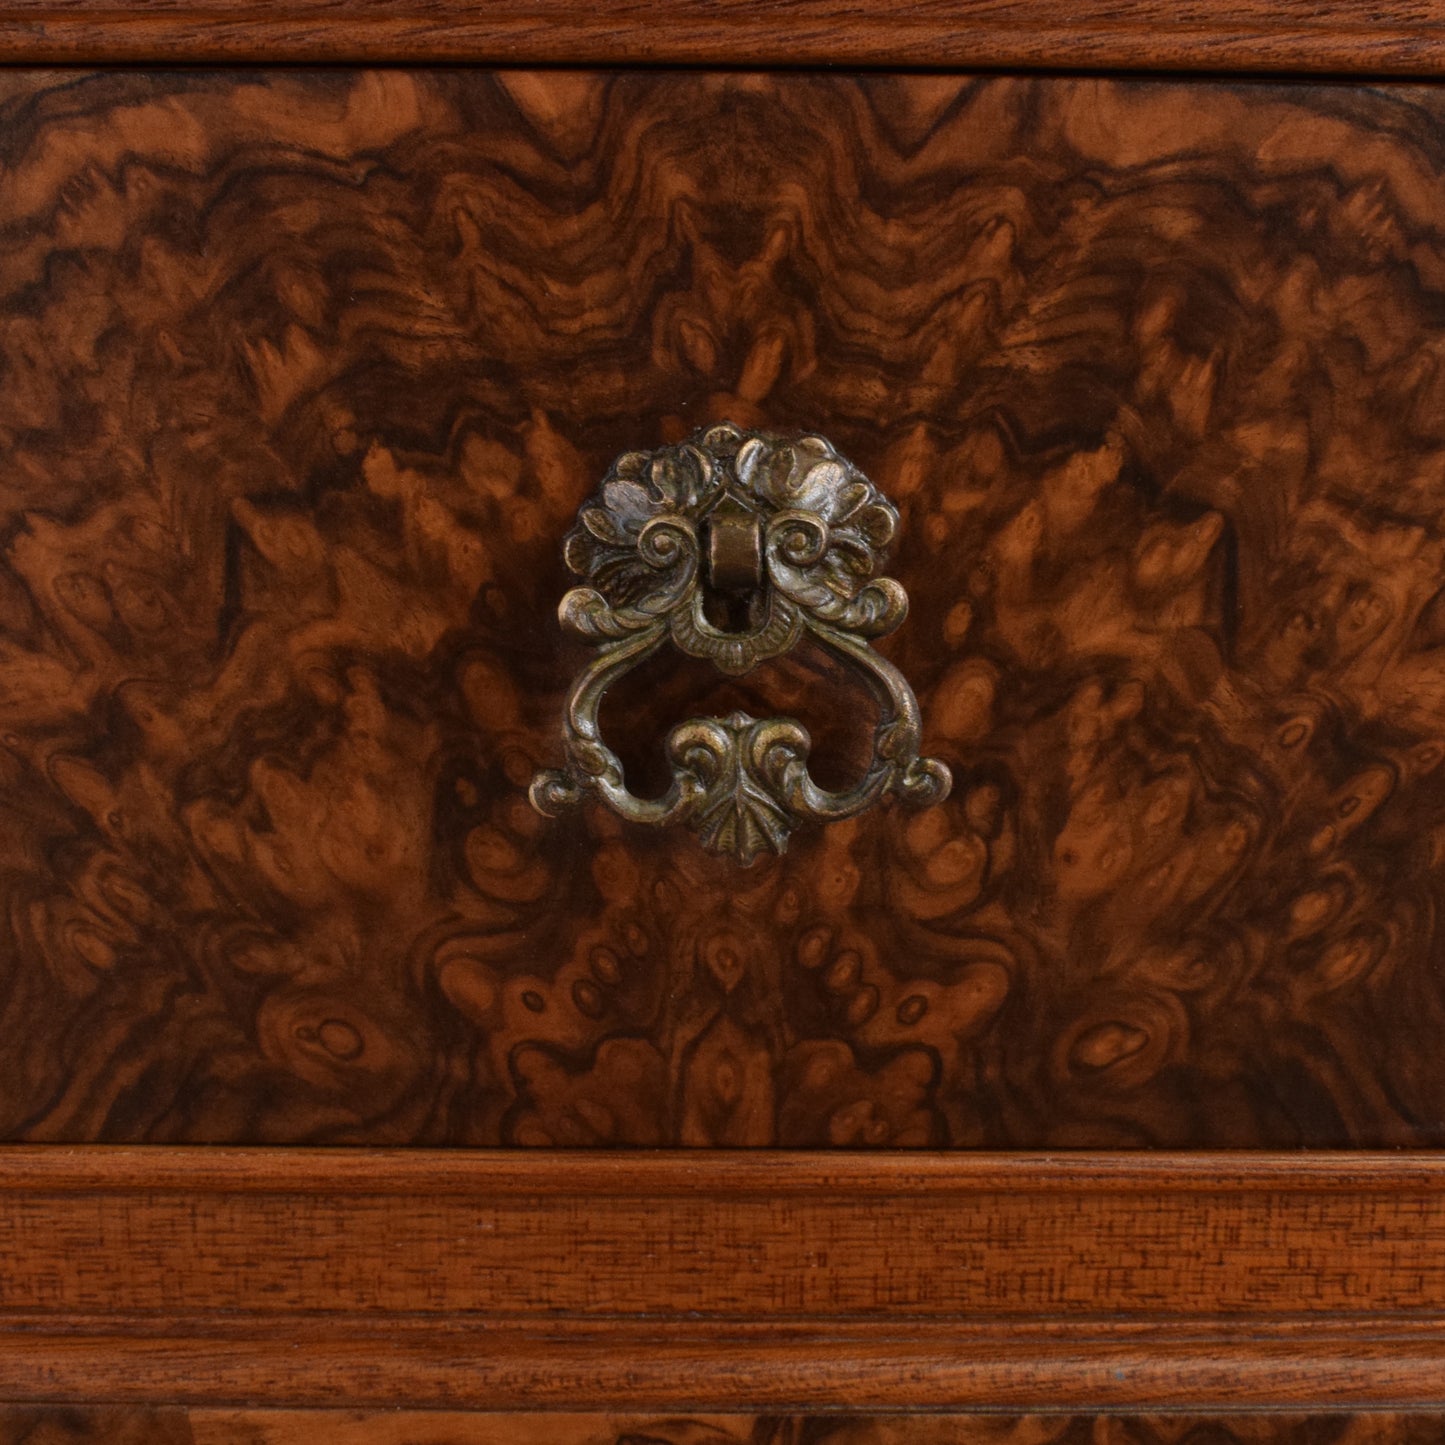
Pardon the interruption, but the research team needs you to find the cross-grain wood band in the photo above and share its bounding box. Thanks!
[1,3,1445,74]
[0,1149,1441,1410]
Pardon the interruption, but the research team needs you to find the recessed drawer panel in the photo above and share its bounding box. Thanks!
[2,70,1442,1148]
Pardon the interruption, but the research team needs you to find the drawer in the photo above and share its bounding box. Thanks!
[1,66,1443,1150]
[3,12,1445,1427]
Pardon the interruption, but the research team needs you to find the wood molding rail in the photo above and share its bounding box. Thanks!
[0,1149,1442,1410]
[1,3,1445,74]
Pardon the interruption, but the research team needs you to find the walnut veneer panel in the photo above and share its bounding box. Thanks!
[6,71,1445,1146]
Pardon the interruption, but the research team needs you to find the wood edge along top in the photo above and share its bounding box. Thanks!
[1,3,1445,75]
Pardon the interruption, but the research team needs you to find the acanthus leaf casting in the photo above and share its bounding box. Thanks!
[530,423,951,862]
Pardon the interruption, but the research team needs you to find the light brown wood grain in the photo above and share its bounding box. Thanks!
[0,2,1444,73]
[10,1315,1445,1410]
[0,1150,1439,1408]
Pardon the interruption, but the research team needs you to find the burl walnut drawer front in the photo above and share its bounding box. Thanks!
[8,62,1445,1422]
[2,70,1443,1150]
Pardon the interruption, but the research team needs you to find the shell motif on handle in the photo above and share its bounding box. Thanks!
[529,423,952,864]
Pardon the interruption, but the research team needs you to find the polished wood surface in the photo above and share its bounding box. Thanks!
[0,1149,1440,1408]
[7,70,1445,1146]
[5,1412,1445,1445]
[3,2,1445,73]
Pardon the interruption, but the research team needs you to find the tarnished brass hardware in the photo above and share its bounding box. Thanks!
[529,422,951,863]
[705,497,764,595]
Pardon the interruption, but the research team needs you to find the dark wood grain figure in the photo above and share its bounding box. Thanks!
[7,1411,1445,1444]
[5,71,1445,1146]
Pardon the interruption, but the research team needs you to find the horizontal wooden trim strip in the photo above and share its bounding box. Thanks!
[0,1148,1442,1408]
[0,4,1444,74]
[5,1315,1445,1411]
[5,1146,1444,1193]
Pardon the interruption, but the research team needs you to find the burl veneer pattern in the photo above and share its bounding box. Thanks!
[5,71,1445,1145]
[6,1413,1445,1445]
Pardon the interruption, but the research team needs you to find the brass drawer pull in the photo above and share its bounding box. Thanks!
[530,423,951,862]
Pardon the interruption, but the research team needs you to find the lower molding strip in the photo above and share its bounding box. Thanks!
[0,1149,1441,1408]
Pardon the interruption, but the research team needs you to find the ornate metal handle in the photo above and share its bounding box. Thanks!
[529,423,951,863]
